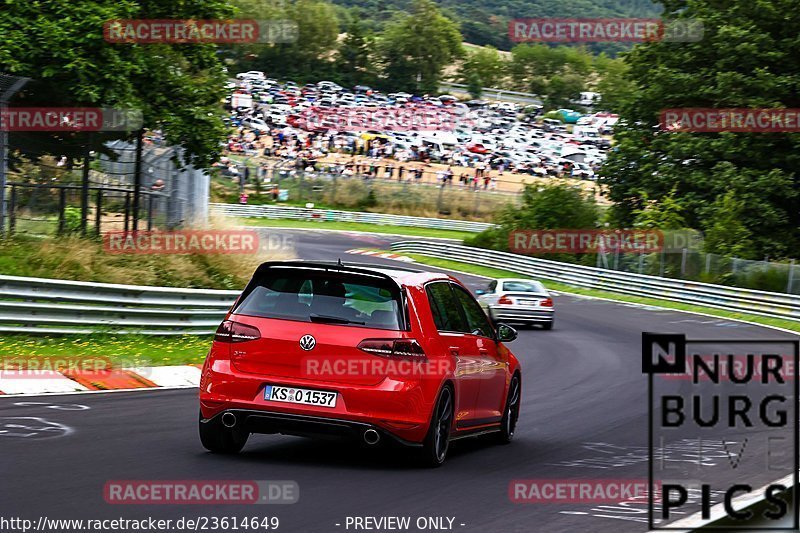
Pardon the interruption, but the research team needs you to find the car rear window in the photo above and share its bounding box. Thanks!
[233,269,403,330]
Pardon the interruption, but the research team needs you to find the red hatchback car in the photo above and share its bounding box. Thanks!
[199,261,522,466]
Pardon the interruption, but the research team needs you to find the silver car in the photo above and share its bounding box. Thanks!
[476,278,554,330]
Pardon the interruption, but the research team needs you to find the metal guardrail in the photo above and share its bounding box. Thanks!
[210,203,494,233]
[390,241,800,322]
[0,275,238,335]
[439,82,543,106]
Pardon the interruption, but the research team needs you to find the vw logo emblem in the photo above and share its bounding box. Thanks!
[299,334,316,351]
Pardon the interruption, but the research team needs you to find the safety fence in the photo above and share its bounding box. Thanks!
[389,241,800,322]
[210,203,495,233]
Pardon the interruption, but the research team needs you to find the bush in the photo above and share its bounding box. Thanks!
[467,183,599,251]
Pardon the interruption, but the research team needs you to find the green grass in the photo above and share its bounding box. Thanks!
[0,333,213,368]
[241,217,475,241]
[404,254,800,334]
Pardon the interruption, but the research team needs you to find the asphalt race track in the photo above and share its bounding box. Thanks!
[3,228,798,533]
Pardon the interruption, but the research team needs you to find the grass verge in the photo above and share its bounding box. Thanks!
[0,334,213,367]
[242,217,475,241]
[0,234,283,289]
[404,253,800,334]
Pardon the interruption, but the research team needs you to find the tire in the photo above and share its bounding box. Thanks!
[496,374,521,444]
[199,410,249,454]
[419,386,454,467]
[541,320,554,330]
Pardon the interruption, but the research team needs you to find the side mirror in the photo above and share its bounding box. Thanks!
[496,323,518,343]
[475,289,486,296]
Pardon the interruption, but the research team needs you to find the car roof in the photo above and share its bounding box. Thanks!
[494,278,547,288]
[254,260,452,287]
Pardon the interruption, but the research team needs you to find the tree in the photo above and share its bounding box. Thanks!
[702,191,756,259]
[458,46,508,89]
[601,0,800,259]
[633,190,687,229]
[0,0,233,168]
[543,73,586,109]
[378,0,463,94]
[229,0,339,83]
[466,72,483,99]
[593,53,633,112]
[467,183,599,251]
[508,44,593,104]
[336,18,377,87]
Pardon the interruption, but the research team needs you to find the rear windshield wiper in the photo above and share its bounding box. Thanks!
[309,314,365,325]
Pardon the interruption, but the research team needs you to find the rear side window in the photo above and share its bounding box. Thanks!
[233,269,403,330]
[426,282,467,333]
[452,285,494,339]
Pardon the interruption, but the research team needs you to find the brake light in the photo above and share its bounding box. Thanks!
[498,296,514,305]
[358,339,427,361]
[214,320,261,343]
[541,298,554,307]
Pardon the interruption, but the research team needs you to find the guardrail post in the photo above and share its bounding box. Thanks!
[788,260,796,293]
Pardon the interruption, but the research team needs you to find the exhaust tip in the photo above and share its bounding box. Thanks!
[221,412,237,428]
[363,428,381,445]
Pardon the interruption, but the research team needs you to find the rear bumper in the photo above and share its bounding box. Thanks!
[489,305,554,323]
[199,359,435,444]
[201,409,422,447]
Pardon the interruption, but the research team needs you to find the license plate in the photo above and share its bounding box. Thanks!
[264,385,338,408]
[519,299,540,306]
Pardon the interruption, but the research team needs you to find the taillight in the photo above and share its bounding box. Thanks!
[214,320,261,343]
[541,298,554,307]
[498,296,514,305]
[358,338,427,361]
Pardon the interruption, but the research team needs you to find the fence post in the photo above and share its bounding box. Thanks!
[147,194,154,231]
[659,246,666,277]
[80,140,91,236]
[95,189,102,235]
[732,257,739,274]
[788,259,796,293]
[705,253,711,274]
[132,128,143,231]
[8,185,15,234]
[57,187,67,235]
[680,248,688,277]
[123,193,131,233]
[638,251,644,274]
